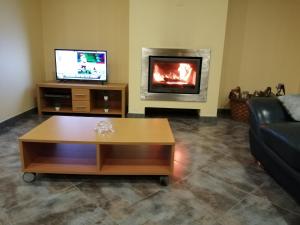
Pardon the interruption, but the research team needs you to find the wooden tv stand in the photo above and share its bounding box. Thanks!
[19,116,175,185]
[36,81,128,117]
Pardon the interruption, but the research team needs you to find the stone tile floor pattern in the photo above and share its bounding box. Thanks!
[0,114,299,225]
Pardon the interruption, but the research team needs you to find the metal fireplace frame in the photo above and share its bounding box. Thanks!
[140,48,210,102]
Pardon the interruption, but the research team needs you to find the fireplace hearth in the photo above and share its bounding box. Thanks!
[141,48,210,102]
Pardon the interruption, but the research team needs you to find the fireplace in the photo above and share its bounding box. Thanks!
[141,48,210,102]
[148,56,202,94]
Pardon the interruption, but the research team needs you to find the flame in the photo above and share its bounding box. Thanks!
[152,63,196,85]
[153,64,165,82]
[178,63,192,82]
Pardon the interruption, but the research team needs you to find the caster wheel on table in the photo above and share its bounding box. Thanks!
[159,176,169,186]
[23,172,36,183]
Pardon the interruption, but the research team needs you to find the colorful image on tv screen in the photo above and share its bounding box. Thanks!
[55,50,107,81]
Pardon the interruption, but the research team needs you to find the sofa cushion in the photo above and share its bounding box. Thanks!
[278,95,300,121]
[261,123,300,171]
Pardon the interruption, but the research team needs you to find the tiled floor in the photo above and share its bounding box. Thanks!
[0,114,299,225]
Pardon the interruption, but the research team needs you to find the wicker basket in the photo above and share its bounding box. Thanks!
[230,99,249,123]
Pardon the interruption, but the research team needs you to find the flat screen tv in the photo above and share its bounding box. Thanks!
[55,49,107,82]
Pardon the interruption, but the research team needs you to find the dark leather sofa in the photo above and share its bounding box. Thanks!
[247,97,300,202]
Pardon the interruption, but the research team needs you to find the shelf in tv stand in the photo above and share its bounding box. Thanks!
[41,106,73,113]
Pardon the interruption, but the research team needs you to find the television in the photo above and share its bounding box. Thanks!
[55,49,107,82]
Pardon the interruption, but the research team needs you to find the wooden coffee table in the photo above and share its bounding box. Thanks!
[19,116,175,185]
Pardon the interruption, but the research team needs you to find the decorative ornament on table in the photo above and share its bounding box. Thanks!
[94,121,114,135]
[276,83,285,96]
[54,102,61,111]
[253,86,275,97]
[103,95,109,112]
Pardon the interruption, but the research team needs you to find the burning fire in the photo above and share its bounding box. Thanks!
[153,63,196,85]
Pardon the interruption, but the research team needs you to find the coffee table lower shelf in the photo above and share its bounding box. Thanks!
[20,142,174,185]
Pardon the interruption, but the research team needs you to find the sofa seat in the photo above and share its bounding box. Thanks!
[261,122,300,171]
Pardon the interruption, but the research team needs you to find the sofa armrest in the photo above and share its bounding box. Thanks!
[247,97,291,135]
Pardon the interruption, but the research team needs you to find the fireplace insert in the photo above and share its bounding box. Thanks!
[148,56,202,94]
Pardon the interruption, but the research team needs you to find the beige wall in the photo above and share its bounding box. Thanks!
[3,0,299,122]
[41,0,129,83]
[129,0,229,116]
[219,0,300,108]
[0,0,44,123]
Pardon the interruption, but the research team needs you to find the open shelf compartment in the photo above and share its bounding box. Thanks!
[99,144,172,175]
[21,142,98,174]
[90,90,122,115]
[40,87,72,112]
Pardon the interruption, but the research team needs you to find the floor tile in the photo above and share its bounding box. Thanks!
[74,176,161,221]
[117,184,217,225]
[0,172,74,210]
[182,171,248,215]
[218,195,300,225]
[201,155,269,193]
[6,187,117,225]
[253,176,300,215]
[0,211,12,225]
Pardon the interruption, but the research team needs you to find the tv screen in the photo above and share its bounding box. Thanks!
[55,49,107,82]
